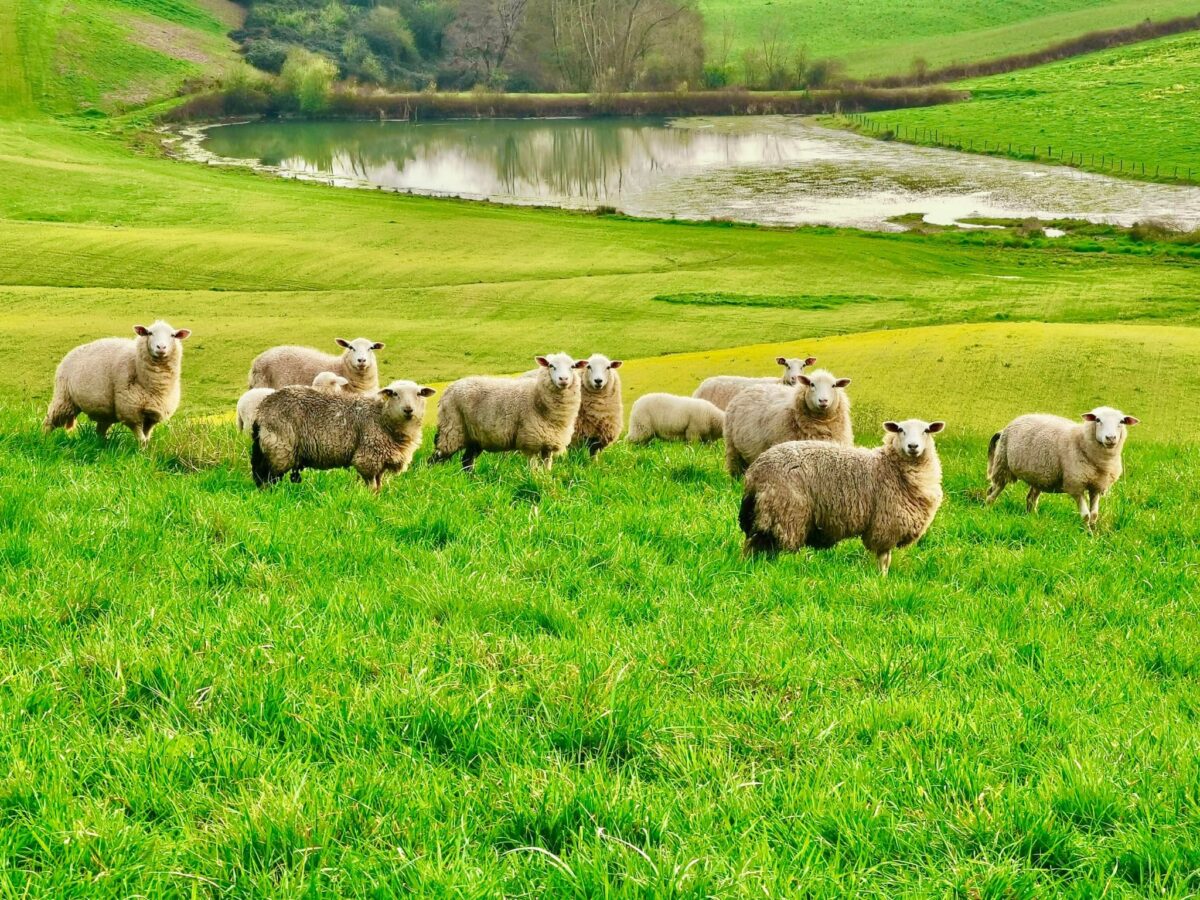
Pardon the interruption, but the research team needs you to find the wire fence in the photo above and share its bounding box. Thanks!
[845,112,1198,184]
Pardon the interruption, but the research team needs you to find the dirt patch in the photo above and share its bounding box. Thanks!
[125,17,215,66]
[192,0,246,29]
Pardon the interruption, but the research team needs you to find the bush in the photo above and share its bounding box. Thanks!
[243,39,289,74]
[281,48,338,115]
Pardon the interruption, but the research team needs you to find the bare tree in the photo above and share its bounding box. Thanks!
[539,0,700,91]
[448,0,530,84]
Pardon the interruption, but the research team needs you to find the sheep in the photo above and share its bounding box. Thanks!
[723,368,853,478]
[693,356,816,410]
[986,407,1140,530]
[247,337,385,393]
[237,371,349,433]
[251,380,435,492]
[740,419,947,575]
[627,393,725,444]
[42,320,191,447]
[431,352,585,471]
[572,353,624,456]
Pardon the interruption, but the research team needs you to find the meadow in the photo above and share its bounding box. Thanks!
[849,30,1200,182]
[698,0,1200,80]
[6,0,1200,894]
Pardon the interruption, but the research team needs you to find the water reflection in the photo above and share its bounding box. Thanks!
[197,116,1200,230]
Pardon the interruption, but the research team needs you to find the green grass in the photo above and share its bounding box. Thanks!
[6,2,1200,892]
[4,0,236,117]
[699,0,1200,79]
[849,30,1200,180]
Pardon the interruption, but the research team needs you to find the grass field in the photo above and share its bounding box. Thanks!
[6,0,1200,893]
[698,0,1200,80]
[848,30,1200,182]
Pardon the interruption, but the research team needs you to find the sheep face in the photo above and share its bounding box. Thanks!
[583,354,622,392]
[312,371,349,393]
[884,419,946,459]
[776,355,817,386]
[799,370,851,413]
[379,380,436,423]
[535,353,586,390]
[336,338,385,375]
[134,321,190,361]
[1082,407,1139,449]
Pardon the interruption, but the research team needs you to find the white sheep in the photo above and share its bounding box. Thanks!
[693,356,816,410]
[237,371,349,433]
[740,419,947,575]
[627,394,725,444]
[248,337,384,393]
[431,353,585,471]
[723,368,853,477]
[252,380,435,492]
[43,320,191,447]
[573,353,624,455]
[986,407,1140,529]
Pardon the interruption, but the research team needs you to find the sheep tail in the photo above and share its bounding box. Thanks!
[251,422,271,488]
[739,488,778,556]
[987,431,1001,464]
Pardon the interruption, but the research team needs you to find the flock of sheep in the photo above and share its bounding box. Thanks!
[41,321,1140,575]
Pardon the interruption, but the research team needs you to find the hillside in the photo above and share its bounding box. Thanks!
[2,0,241,117]
[700,0,1200,80]
[856,29,1200,181]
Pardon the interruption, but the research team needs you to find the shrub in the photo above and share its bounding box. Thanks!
[281,49,338,115]
[243,38,289,75]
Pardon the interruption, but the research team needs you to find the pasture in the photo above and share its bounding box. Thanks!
[857,30,1200,181]
[698,0,1200,80]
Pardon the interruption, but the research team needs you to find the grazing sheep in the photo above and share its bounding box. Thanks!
[237,371,349,433]
[986,407,1140,530]
[723,368,853,478]
[248,337,385,393]
[693,356,816,410]
[431,353,585,471]
[251,380,435,492]
[43,320,191,446]
[740,419,946,575]
[573,353,624,456]
[627,394,725,444]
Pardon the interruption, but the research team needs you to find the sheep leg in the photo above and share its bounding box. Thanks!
[129,422,149,448]
[1025,487,1040,514]
[461,445,480,472]
[585,437,603,457]
[94,418,114,441]
[1073,493,1093,531]
[1088,489,1101,528]
[725,444,746,479]
[984,478,1007,505]
[876,549,892,577]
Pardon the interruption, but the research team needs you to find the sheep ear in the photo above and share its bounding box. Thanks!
[609,360,623,369]
[379,388,396,397]
[370,342,385,351]
[834,378,852,388]
[883,421,902,433]
[804,356,817,367]
[572,359,587,369]
[535,356,550,367]
[335,338,351,349]
[133,325,150,336]
[1121,415,1140,426]
[925,421,946,434]
[418,387,436,397]
[797,375,812,387]
[1082,412,1099,422]
[775,356,788,365]
[173,329,191,340]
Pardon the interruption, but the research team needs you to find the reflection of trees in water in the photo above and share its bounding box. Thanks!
[206,119,797,201]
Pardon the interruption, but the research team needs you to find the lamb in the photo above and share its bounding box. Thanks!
[723,368,853,478]
[42,320,191,447]
[693,356,816,410]
[236,371,349,433]
[247,337,385,393]
[572,353,624,455]
[431,352,585,471]
[251,380,435,492]
[627,393,725,444]
[740,419,947,575]
[986,407,1140,530]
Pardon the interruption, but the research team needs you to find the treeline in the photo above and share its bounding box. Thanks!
[232,0,708,93]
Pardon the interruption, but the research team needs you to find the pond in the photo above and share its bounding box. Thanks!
[188,116,1200,232]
